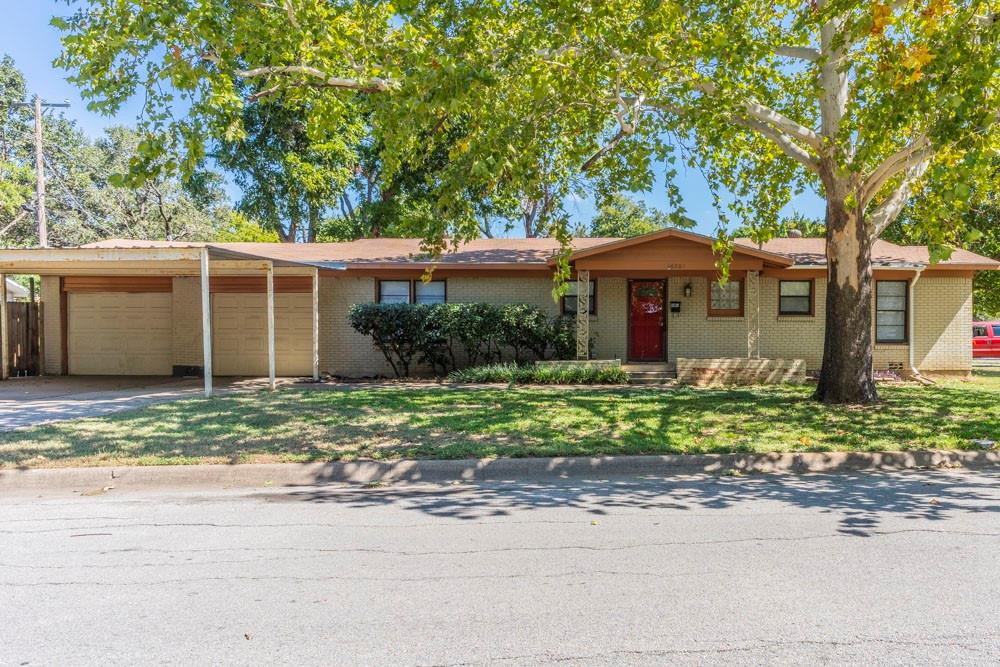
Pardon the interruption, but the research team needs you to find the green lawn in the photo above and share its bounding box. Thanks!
[2,373,998,468]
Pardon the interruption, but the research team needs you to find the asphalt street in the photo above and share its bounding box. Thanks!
[2,469,999,665]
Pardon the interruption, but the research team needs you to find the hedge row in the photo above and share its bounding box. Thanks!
[347,302,585,377]
[448,362,630,385]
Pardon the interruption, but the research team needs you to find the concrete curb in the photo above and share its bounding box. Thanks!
[1,450,998,492]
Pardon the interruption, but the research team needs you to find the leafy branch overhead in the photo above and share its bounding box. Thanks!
[55,0,998,250]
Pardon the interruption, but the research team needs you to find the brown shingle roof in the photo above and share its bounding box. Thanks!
[82,238,615,265]
[81,236,999,269]
[735,237,998,268]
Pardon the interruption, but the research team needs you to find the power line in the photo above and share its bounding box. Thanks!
[41,153,117,237]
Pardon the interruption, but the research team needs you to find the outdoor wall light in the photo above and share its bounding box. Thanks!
[683,282,693,298]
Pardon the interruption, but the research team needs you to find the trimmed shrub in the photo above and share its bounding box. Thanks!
[497,303,550,362]
[347,303,435,377]
[448,362,630,385]
[548,315,579,361]
[349,302,595,378]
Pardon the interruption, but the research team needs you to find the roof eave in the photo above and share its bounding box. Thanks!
[563,228,795,267]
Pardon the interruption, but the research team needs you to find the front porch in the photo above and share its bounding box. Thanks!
[560,229,793,368]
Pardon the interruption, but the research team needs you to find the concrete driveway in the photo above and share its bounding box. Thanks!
[0,376,208,431]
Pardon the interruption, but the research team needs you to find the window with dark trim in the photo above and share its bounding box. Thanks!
[377,279,447,304]
[562,279,597,315]
[414,280,446,304]
[875,280,908,343]
[708,279,743,317]
[993,324,1000,337]
[973,325,987,337]
[778,280,813,315]
[377,280,411,304]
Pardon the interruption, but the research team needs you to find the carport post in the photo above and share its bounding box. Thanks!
[312,268,320,381]
[0,274,8,380]
[266,261,276,391]
[200,248,213,398]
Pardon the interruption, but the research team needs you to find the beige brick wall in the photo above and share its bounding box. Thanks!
[172,277,203,367]
[318,274,630,377]
[39,276,61,374]
[591,278,628,360]
[315,272,972,376]
[913,275,972,371]
[667,277,747,360]
[37,270,975,377]
[319,276,393,377]
[758,276,826,368]
[677,357,807,385]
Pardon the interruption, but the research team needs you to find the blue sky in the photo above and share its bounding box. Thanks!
[1,0,826,236]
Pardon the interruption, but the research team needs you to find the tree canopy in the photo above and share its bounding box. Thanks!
[885,161,1000,319]
[54,1,998,250]
[588,193,694,238]
[2,55,234,247]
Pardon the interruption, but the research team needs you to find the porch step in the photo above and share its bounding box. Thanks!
[628,373,677,385]
[625,365,677,385]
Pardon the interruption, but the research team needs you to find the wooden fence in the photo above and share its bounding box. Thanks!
[7,302,40,376]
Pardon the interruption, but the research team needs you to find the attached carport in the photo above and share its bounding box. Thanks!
[0,244,345,397]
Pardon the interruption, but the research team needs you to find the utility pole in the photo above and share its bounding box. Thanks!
[33,96,47,248]
[15,96,69,248]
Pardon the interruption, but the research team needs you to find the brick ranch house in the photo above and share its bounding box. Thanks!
[0,228,995,393]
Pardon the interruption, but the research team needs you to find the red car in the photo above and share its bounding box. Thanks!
[973,321,1000,358]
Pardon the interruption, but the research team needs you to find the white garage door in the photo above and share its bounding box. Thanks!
[212,293,312,376]
[68,292,173,375]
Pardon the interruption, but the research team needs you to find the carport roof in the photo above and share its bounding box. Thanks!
[0,243,348,274]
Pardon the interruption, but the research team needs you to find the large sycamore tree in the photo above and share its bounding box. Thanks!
[57,0,999,403]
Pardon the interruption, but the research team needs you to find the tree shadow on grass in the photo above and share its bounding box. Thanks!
[268,468,1000,537]
[0,382,996,467]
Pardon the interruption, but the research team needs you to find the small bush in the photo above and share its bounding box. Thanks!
[348,303,436,377]
[448,363,630,385]
[548,315,581,361]
[349,302,594,377]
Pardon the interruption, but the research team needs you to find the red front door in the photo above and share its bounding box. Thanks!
[629,280,665,361]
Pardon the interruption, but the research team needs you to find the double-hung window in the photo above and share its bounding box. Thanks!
[875,280,908,343]
[414,280,446,304]
[778,280,813,315]
[377,279,446,304]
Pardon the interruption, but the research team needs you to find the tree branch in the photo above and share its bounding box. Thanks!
[869,160,930,236]
[236,65,395,92]
[581,73,645,172]
[0,209,28,238]
[861,135,934,207]
[818,3,849,142]
[580,131,622,171]
[734,116,822,173]
[775,46,820,62]
[695,82,822,152]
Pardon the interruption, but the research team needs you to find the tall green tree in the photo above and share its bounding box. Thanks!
[215,98,359,242]
[0,55,42,236]
[734,213,827,242]
[884,163,1000,320]
[2,56,231,246]
[589,193,694,238]
[56,1,1000,403]
[85,126,231,242]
